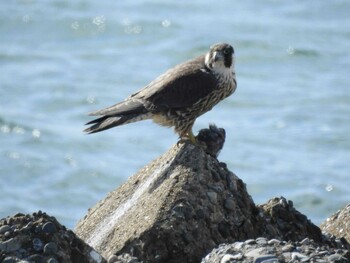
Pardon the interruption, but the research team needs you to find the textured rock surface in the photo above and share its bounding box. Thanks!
[1,140,349,262]
[2,122,349,262]
[321,203,350,243]
[75,143,259,262]
[196,124,226,157]
[0,211,106,263]
[257,197,323,242]
[75,142,341,263]
[202,237,350,263]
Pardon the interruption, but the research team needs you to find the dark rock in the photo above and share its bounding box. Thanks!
[0,212,106,263]
[300,237,311,245]
[0,237,21,253]
[2,256,16,263]
[32,238,43,252]
[245,239,256,245]
[42,221,57,234]
[267,239,281,245]
[255,237,268,246]
[75,143,258,262]
[2,134,349,262]
[23,221,33,231]
[108,253,140,263]
[75,142,350,262]
[206,191,218,204]
[256,196,323,242]
[328,253,347,262]
[202,237,350,263]
[196,124,226,157]
[224,197,236,211]
[254,255,279,263]
[27,254,45,263]
[0,225,11,235]
[321,203,350,243]
[44,242,58,255]
[281,243,294,252]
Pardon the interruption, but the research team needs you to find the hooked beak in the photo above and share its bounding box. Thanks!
[213,51,224,62]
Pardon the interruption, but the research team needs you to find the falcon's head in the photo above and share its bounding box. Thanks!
[205,43,234,71]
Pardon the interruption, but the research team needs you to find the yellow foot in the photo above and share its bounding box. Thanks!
[187,130,197,145]
[177,130,198,146]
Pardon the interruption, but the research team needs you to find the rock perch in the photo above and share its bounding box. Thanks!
[0,211,105,263]
[0,125,350,263]
[1,126,349,262]
[75,141,259,262]
[75,134,346,262]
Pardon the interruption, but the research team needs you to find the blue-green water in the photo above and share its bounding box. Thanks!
[1,1,349,229]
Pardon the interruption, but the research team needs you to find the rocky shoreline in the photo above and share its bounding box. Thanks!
[0,211,104,263]
[1,129,349,262]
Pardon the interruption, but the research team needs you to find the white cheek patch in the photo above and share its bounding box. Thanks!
[205,53,211,66]
[212,51,218,61]
[205,51,234,73]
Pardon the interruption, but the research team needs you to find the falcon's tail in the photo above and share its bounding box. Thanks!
[84,113,152,134]
[84,100,151,134]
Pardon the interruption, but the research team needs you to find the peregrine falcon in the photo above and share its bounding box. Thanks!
[85,43,236,144]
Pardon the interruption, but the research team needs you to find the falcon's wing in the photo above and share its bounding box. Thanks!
[88,55,217,117]
[134,56,218,111]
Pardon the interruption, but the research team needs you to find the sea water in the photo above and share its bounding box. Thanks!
[0,0,349,228]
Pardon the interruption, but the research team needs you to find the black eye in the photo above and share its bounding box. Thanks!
[223,47,232,55]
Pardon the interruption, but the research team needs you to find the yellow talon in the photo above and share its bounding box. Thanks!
[187,130,197,145]
[177,130,198,146]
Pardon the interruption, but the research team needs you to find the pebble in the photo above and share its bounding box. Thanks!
[27,254,45,263]
[291,252,308,260]
[47,258,59,263]
[207,191,217,204]
[44,242,58,255]
[32,238,44,252]
[226,173,237,192]
[108,255,118,263]
[224,198,235,211]
[254,255,279,263]
[267,239,280,245]
[233,242,244,250]
[90,249,103,263]
[109,253,140,263]
[2,257,16,263]
[172,205,184,219]
[201,237,350,263]
[196,208,205,219]
[211,170,221,181]
[256,237,268,245]
[0,225,11,234]
[220,254,236,263]
[1,212,102,263]
[0,237,21,253]
[245,247,265,258]
[278,197,289,207]
[300,237,311,245]
[232,253,244,260]
[42,221,57,234]
[281,243,294,252]
[244,239,256,245]
[23,221,33,231]
[328,253,345,262]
